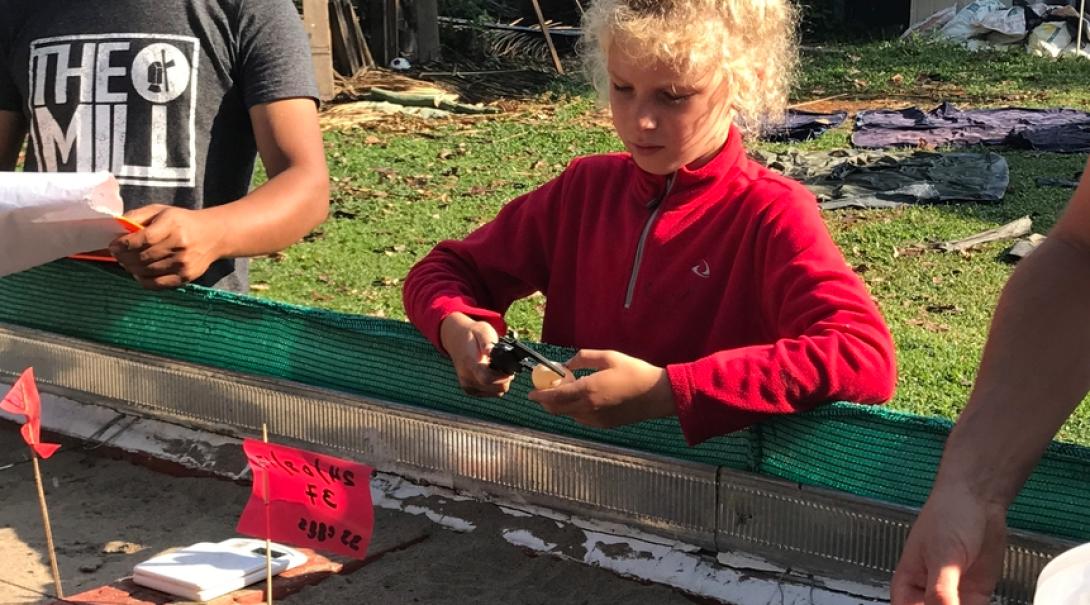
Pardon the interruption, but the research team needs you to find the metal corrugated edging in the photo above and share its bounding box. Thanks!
[0,323,718,548]
[0,323,1074,602]
[715,470,1069,602]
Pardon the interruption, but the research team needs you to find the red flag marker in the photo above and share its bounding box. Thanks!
[1,367,64,597]
[237,440,374,560]
[0,368,60,459]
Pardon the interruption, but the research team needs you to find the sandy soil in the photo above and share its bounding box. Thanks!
[0,424,699,605]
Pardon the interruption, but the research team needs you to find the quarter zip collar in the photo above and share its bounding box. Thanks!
[628,126,746,209]
[621,126,746,310]
[625,173,676,309]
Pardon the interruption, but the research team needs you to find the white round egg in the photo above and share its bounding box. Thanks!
[532,364,566,390]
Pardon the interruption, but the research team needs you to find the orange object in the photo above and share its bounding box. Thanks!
[69,216,143,262]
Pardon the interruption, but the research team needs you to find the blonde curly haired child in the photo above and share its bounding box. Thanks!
[583,0,798,136]
[404,0,895,445]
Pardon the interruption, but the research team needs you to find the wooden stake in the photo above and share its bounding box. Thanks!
[31,455,62,598]
[529,0,565,75]
[262,424,272,605]
[787,93,848,110]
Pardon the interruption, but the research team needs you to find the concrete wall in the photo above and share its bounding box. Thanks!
[911,0,961,25]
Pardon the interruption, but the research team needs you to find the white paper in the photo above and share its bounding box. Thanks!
[0,171,128,277]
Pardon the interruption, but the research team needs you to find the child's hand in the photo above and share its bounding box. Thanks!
[109,205,227,290]
[439,312,513,398]
[528,349,676,428]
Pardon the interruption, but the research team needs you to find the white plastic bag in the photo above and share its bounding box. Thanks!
[1028,22,1073,58]
[0,171,130,277]
[941,0,1007,40]
[940,0,1025,41]
[977,5,1027,38]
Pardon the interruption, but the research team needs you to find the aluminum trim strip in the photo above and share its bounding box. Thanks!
[715,459,1070,603]
[0,323,717,547]
[0,323,1073,602]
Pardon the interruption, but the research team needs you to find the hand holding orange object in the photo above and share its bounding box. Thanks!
[108,204,228,290]
[69,215,143,262]
[528,350,675,429]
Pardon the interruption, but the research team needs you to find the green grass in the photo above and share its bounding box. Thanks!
[798,38,1090,107]
[251,41,1090,444]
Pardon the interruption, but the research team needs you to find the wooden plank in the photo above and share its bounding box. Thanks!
[346,1,377,69]
[303,0,335,101]
[937,216,1033,253]
[330,0,362,76]
[415,0,441,64]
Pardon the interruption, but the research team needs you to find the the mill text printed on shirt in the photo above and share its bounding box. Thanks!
[26,33,199,188]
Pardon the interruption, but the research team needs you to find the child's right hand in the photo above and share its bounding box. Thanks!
[439,312,514,398]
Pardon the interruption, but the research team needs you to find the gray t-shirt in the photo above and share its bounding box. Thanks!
[0,0,319,290]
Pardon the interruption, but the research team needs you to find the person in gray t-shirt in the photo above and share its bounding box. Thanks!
[0,0,329,292]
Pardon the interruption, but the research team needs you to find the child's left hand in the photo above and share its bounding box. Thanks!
[109,204,227,290]
[528,349,676,428]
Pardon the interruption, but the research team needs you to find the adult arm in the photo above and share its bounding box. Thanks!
[892,157,1090,605]
[111,98,329,288]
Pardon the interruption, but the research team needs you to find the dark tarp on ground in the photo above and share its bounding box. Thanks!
[753,148,1010,210]
[762,110,849,142]
[852,103,1090,152]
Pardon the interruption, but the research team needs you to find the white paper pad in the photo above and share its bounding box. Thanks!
[0,171,130,277]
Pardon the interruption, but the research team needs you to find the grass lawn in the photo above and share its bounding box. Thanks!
[250,40,1090,444]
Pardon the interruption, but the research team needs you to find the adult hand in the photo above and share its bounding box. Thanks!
[891,485,1008,605]
[109,205,227,290]
[528,349,675,428]
[439,312,513,397]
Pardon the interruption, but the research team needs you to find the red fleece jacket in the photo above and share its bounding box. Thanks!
[403,128,896,445]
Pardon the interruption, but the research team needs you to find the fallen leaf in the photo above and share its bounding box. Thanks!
[103,541,143,555]
[894,246,927,258]
[908,317,950,333]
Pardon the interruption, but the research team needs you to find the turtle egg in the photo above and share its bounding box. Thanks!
[532,363,566,390]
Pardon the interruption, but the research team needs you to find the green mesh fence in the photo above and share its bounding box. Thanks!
[1,261,1087,541]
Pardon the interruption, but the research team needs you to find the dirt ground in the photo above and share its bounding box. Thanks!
[0,424,700,605]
